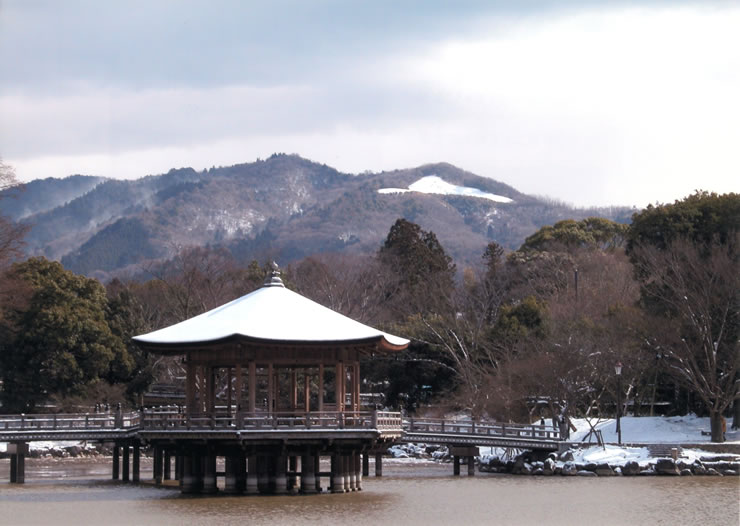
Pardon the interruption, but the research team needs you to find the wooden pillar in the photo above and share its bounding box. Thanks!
[355,451,362,490]
[354,361,361,412]
[304,369,311,412]
[208,367,216,414]
[236,451,246,493]
[235,363,243,416]
[348,452,356,491]
[362,452,369,477]
[112,445,120,480]
[181,450,197,494]
[246,454,259,495]
[153,446,163,485]
[343,455,351,492]
[375,452,383,477]
[301,452,316,494]
[288,456,298,490]
[248,361,256,413]
[314,454,322,493]
[257,455,269,494]
[337,362,345,412]
[267,363,274,414]
[202,449,217,494]
[331,452,344,493]
[164,450,172,480]
[224,454,238,494]
[468,456,476,476]
[132,442,140,482]
[318,364,325,412]
[291,371,298,411]
[274,455,287,494]
[9,443,26,484]
[227,366,233,416]
[175,452,182,482]
[122,444,130,482]
[186,360,195,414]
[453,456,461,476]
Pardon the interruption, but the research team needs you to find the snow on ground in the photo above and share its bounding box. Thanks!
[378,175,513,203]
[569,415,740,444]
[478,415,740,471]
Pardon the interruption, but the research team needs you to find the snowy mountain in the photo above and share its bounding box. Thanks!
[2,154,634,279]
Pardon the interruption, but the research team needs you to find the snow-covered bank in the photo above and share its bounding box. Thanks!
[479,446,740,477]
[569,415,740,444]
[0,441,112,458]
[390,415,740,477]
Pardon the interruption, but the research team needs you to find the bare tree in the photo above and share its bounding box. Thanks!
[633,235,739,442]
[0,159,28,268]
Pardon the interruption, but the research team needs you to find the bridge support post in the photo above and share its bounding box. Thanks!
[175,452,182,482]
[122,444,130,482]
[301,452,316,494]
[362,452,369,477]
[314,454,322,493]
[164,450,172,480]
[467,456,475,476]
[8,442,27,483]
[288,456,298,491]
[236,450,246,493]
[153,446,163,485]
[224,454,239,494]
[331,452,344,493]
[453,456,460,476]
[355,452,362,490]
[343,454,351,492]
[181,451,197,494]
[274,455,287,494]
[246,455,259,495]
[132,442,140,482]
[374,452,383,477]
[257,455,269,494]
[112,445,120,480]
[202,449,217,494]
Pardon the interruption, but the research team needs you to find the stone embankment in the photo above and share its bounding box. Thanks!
[21,443,115,459]
[388,443,740,477]
[479,450,740,477]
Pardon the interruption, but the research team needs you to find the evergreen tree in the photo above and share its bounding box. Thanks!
[0,258,131,412]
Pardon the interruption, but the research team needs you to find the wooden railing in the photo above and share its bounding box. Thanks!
[0,411,140,432]
[140,407,403,432]
[406,417,561,441]
[0,410,560,442]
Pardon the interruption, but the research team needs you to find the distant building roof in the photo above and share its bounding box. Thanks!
[133,271,409,352]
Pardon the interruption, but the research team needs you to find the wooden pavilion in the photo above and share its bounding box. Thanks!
[132,267,408,494]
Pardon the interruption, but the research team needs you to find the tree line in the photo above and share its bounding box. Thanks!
[0,163,737,443]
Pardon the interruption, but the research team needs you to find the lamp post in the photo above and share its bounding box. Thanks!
[615,362,623,445]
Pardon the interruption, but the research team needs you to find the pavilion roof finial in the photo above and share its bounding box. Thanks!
[263,261,285,288]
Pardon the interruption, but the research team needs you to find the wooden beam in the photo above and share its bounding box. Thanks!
[318,364,324,412]
[235,364,243,412]
[248,361,256,413]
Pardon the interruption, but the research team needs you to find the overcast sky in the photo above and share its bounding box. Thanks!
[1,1,738,207]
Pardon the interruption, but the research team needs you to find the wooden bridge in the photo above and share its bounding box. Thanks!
[0,409,564,486]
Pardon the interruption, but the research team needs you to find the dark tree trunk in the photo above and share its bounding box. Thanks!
[710,411,725,443]
[732,398,740,430]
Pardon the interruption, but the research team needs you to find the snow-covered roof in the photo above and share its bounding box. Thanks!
[133,273,409,352]
[378,175,513,203]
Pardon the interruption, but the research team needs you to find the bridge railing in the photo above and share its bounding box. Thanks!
[406,418,561,440]
[141,407,403,432]
[0,412,140,432]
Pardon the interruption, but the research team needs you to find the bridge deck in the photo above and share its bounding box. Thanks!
[0,410,562,450]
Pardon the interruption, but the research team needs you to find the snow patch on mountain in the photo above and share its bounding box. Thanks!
[378,175,513,203]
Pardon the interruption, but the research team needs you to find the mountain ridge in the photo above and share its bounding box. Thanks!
[1,154,635,279]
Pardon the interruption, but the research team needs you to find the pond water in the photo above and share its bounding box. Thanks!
[0,458,738,526]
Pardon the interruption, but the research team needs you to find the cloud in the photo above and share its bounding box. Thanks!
[1,2,738,208]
